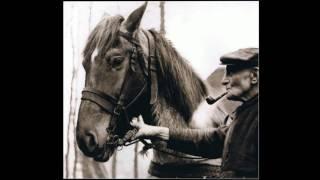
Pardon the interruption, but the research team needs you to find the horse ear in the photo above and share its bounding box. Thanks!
[122,2,148,33]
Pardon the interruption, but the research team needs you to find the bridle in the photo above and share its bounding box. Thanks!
[81,29,158,148]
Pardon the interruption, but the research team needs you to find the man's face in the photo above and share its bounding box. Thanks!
[221,65,257,101]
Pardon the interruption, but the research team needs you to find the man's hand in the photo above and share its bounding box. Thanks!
[130,115,169,140]
[130,115,158,139]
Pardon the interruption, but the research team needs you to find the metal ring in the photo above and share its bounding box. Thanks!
[113,106,122,116]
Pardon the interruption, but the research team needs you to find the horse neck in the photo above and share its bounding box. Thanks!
[148,29,208,126]
[143,30,212,164]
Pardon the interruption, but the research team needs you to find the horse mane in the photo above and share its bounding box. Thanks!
[149,29,208,123]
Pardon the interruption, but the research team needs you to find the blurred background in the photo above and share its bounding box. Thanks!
[63,1,258,178]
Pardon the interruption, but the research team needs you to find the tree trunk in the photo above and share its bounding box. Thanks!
[65,5,76,177]
[72,97,79,178]
[112,151,117,178]
[160,1,166,35]
[134,143,139,178]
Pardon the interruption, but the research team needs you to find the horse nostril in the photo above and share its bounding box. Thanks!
[85,131,98,153]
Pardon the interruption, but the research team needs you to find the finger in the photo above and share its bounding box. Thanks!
[130,120,139,128]
[130,135,136,141]
[132,117,137,122]
[136,115,141,122]
[138,115,144,124]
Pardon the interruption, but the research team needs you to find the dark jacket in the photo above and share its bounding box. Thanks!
[167,95,258,178]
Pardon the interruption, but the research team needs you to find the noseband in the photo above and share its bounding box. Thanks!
[81,30,157,148]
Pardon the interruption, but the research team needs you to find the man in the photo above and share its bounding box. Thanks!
[131,48,259,178]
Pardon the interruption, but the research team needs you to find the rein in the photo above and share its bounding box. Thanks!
[110,128,209,160]
[103,128,207,160]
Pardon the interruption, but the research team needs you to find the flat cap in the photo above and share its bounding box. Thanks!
[220,48,259,67]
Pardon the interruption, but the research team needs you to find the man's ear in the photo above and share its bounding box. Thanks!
[250,67,259,85]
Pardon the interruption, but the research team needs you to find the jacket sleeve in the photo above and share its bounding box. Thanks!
[166,126,229,158]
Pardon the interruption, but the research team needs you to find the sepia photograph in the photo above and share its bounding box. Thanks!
[63,1,259,178]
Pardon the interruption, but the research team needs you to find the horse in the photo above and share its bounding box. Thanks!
[76,2,237,178]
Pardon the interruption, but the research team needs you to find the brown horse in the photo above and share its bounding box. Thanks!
[76,2,235,178]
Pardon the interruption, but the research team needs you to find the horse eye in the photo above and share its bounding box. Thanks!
[109,56,124,67]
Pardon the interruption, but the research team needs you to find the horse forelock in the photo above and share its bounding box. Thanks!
[82,15,125,66]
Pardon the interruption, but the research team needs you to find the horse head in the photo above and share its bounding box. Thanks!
[76,2,155,162]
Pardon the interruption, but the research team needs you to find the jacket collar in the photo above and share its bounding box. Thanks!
[233,94,258,114]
